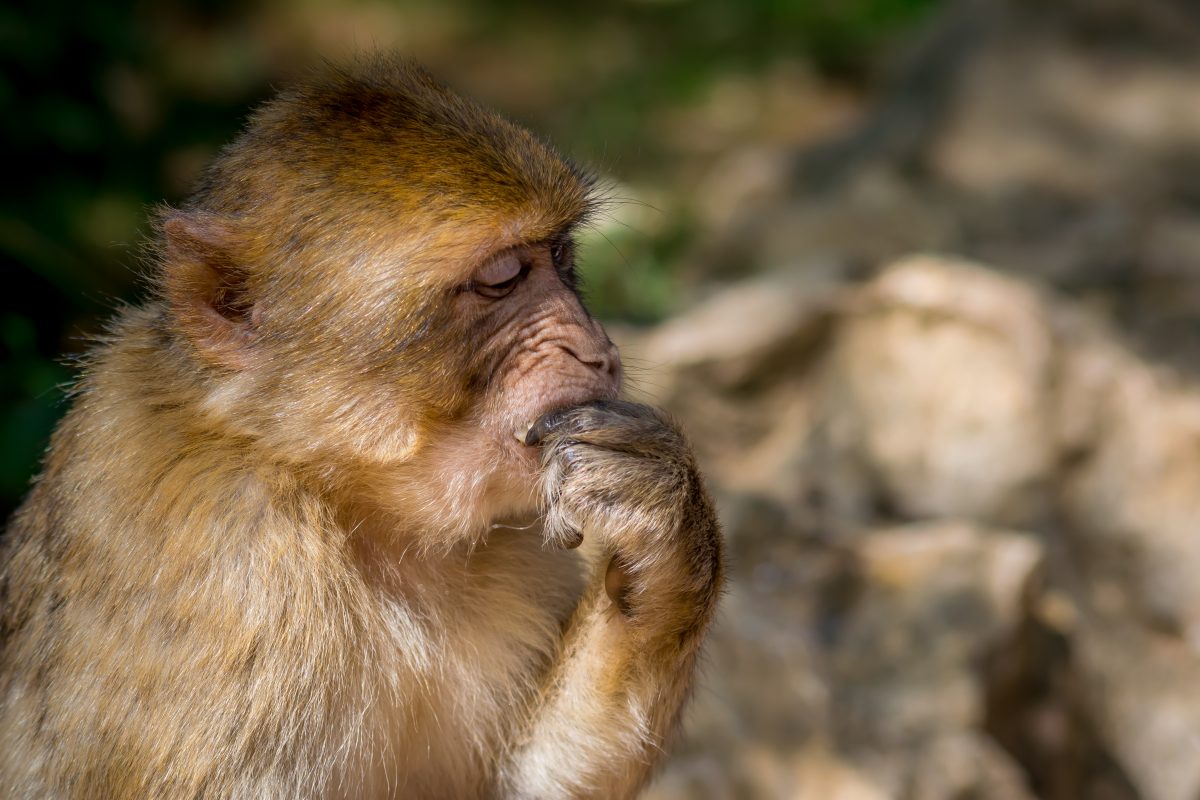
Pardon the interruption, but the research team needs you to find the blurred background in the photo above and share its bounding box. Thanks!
[6,0,1200,797]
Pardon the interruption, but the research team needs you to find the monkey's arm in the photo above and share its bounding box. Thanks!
[500,401,724,799]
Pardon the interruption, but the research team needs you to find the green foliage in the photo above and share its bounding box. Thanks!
[0,0,944,518]
[0,314,70,501]
[0,0,268,516]
[577,217,692,324]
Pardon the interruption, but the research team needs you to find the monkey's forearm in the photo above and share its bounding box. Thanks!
[500,574,712,800]
[500,400,723,798]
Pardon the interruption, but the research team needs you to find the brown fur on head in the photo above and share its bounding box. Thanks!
[155,59,620,550]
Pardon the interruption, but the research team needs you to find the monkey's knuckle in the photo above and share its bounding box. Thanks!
[543,441,595,482]
[563,458,696,542]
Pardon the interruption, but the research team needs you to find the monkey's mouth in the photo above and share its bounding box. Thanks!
[504,368,621,458]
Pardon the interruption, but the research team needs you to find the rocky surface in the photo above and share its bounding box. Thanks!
[612,3,1200,796]
[633,255,1200,800]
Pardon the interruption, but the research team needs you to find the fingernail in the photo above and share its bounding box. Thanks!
[515,422,533,444]
[525,407,571,446]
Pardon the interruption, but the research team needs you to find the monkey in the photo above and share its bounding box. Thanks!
[0,59,724,799]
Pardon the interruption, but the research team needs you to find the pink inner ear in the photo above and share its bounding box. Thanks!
[475,251,523,286]
[161,212,257,369]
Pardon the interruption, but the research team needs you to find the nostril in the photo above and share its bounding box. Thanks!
[603,343,623,379]
[561,344,619,377]
[600,348,621,378]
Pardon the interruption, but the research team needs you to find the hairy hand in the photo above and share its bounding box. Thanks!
[530,401,722,626]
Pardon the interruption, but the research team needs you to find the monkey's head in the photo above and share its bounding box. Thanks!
[155,60,621,546]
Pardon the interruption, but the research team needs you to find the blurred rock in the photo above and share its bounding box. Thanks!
[813,255,1056,528]
[1055,332,1200,800]
[1075,622,1200,800]
[617,270,841,510]
[638,251,1200,800]
[650,514,1041,800]
[828,521,1041,800]
[1059,332,1200,633]
[636,269,840,391]
[647,742,890,800]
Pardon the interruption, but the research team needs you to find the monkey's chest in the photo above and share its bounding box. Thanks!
[339,543,584,798]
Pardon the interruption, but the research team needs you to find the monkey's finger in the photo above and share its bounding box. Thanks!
[560,525,584,550]
[524,406,576,446]
[543,520,583,550]
[525,399,632,446]
[605,555,633,616]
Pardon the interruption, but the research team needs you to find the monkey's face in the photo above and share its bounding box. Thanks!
[171,220,621,543]
[460,238,621,451]
[387,234,622,537]
[164,219,618,545]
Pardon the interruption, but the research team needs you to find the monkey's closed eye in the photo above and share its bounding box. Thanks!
[472,252,530,299]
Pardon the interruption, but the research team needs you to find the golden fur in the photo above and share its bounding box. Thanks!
[0,59,723,799]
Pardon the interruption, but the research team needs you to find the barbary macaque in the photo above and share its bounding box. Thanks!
[0,59,724,798]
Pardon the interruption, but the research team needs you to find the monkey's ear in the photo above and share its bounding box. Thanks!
[160,211,259,370]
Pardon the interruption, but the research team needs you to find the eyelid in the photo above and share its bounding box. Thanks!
[474,252,523,287]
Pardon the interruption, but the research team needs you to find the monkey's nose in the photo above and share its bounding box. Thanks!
[562,343,621,380]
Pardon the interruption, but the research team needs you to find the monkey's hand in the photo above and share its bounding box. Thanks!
[503,401,723,799]
[531,400,722,632]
